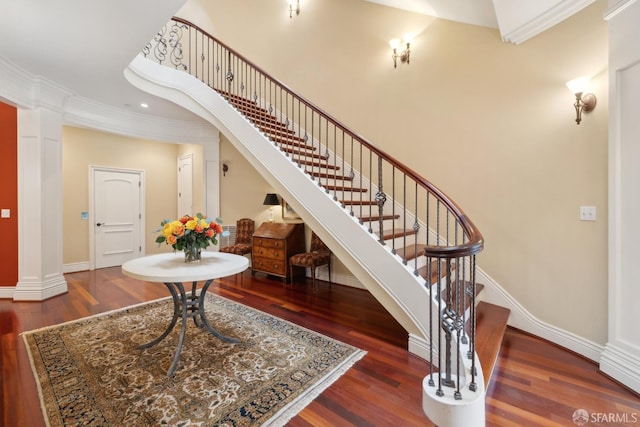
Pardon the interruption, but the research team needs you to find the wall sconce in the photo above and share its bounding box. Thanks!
[566,77,597,125]
[288,0,300,18]
[263,193,280,222]
[222,163,229,177]
[389,34,413,68]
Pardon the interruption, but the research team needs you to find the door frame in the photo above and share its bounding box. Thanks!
[177,153,193,216]
[89,165,145,270]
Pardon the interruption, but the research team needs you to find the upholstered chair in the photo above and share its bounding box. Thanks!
[220,218,254,259]
[289,232,331,292]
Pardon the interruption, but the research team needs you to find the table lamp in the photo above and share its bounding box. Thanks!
[263,193,280,222]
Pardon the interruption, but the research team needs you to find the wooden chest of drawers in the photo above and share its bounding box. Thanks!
[252,222,305,282]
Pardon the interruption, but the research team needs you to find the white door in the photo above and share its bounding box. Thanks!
[93,168,143,269]
[178,154,193,216]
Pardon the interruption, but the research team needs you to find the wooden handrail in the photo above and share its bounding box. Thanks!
[170,16,483,259]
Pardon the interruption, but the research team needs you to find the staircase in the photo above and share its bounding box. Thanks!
[127,17,511,426]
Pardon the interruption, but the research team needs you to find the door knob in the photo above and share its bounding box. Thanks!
[96,222,103,227]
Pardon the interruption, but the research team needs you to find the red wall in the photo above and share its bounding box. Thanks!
[0,102,18,287]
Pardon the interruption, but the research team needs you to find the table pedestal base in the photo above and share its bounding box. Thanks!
[138,279,240,377]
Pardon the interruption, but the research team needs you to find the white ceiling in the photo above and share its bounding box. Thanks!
[364,0,499,28]
[0,0,595,127]
[365,0,597,43]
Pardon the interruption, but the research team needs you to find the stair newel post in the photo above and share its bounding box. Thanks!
[460,254,469,347]
[355,143,362,215]
[333,126,339,202]
[364,149,372,228]
[454,256,463,400]
[401,173,407,261]
[468,254,478,392]
[427,255,435,387]
[442,258,455,389]
[413,183,420,276]
[436,256,444,397]
[375,156,386,244]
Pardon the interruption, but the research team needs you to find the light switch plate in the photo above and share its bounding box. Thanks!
[1,209,10,218]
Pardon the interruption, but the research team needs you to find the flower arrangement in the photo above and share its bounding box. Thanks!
[155,213,225,262]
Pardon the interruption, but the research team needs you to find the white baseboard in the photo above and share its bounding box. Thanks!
[63,262,90,273]
[475,266,604,362]
[307,268,366,290]
[600,343,640,393]
[0,287,15,299]
[14,275,68,301]
[409,333,430,361]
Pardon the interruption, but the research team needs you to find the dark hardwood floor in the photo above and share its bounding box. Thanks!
[2,267,638,426]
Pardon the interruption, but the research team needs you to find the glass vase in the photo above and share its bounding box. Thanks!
[184,244,201,263]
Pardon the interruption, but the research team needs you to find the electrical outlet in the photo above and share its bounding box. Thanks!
[579,206,596,221]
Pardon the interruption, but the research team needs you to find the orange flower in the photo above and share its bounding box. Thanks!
[172,222,185,237]
[166,234,177,245]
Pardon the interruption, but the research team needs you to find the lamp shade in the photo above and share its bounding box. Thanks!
[263,193,280,206]
[566,76,590,94]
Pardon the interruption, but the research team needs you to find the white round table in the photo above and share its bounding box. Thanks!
[121,251,249,376]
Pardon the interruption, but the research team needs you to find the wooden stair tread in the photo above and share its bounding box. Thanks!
[324,184,368,193]
[281,146,328,160]
[359,214,400,222]
[417,260,456,285]
[269,135,316,150]
[377,228,417,240]
[297,159,340,169]
[262,128,303,140]
[306,170,352,180]
[216,90,255,104]
[395,243,428,261]
[247,116,289,130]
[475,301,510,387]
[260,126,300,139]
[340,199,377,206]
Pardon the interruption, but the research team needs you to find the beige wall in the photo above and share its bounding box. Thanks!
[62,126,205,263]
[178,0,609,344]
[219,134,273,224]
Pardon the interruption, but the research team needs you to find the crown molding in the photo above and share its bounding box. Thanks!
[64,96,219,145]
[499,0,596,44]
[0,55,218,145]
[604,0,639,19]
[0,56,74,112]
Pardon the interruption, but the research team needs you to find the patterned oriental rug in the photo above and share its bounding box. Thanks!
[22,294,366,426]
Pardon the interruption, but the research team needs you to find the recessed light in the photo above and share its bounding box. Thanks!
[140,103,149,108]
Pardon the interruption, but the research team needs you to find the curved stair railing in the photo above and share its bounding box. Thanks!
[141,17,485,422]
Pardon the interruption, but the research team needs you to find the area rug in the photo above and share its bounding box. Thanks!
[22,294,366,426]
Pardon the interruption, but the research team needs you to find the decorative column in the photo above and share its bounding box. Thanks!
[14,106,67,300]
[202,134,221,219]
[602,0,640,393]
